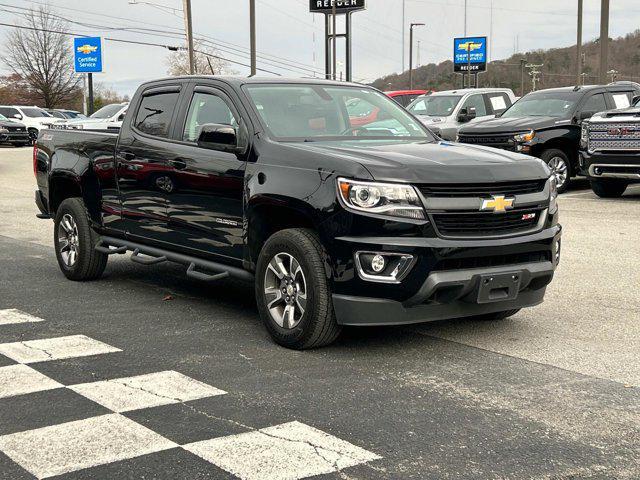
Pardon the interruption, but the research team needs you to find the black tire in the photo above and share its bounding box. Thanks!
[255,228,341,349]
[54,198,107,281]
[541,149,572,194]
[469,309,521,321]
[589,178,628,198]
[27,128,38,145]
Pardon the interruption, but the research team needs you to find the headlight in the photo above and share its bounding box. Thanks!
[337,178,426,220]
[549,175,558,213]
[514,130,535,143]
[0,128,8,134]
[580,122,589,150]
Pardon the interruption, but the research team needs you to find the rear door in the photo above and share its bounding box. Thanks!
[115,84,182,243]
[163,82,248,262]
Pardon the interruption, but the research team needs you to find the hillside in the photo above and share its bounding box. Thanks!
[372,30,640,95]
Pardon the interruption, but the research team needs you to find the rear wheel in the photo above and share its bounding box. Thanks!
[54,198,107,281]
[469,309,521,321]
[590,178,628,198]
[255,228,341,349]
[541,149,571,193]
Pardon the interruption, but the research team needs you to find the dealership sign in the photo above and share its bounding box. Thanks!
[453,36,487,73]
[309,0,365,13]
[73,37,103,73]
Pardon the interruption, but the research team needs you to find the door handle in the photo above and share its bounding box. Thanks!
[121,151,136,161]
[169,158,187,170]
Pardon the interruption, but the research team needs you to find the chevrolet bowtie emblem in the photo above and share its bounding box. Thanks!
[481,195,514,213]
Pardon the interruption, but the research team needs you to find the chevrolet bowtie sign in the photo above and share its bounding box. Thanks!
[309,0,365,13]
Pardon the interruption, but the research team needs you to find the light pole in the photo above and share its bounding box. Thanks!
[249,0,256,76]
[409,23,425,89]
[576,0,583,86]
[182,0,195,74]
[599,0,610,84]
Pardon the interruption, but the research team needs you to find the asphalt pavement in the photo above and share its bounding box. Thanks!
[0,146,639,479]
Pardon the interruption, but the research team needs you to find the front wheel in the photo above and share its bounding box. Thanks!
[541,149,572,194]
[255,229,341,349]
[54,198,107,281]
[590,178,628,198]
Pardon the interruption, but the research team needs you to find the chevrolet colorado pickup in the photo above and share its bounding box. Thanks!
[34,76,561,349]
[580,102,640,197]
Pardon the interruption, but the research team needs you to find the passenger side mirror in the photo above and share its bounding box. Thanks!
[457,106,476,123]
[117,113,125,122]
[197,123,240,153]
[13,113,22,120]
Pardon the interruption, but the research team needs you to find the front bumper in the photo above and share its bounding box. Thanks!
[580,151,640,181]
[327,224,561,326]
[0,131,30,144]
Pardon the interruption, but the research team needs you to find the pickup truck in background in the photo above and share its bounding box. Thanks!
[34,76,561,349]
[580,100,640,197]
[457,83,640,193]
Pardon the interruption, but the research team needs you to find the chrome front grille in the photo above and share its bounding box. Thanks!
[588,122,640,151]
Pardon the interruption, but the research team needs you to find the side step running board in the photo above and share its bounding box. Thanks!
[95,236,253,283]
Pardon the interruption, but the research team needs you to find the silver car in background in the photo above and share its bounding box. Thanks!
[407,88,517,140]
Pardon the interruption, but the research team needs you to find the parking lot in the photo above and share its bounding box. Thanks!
[1,145,639,479]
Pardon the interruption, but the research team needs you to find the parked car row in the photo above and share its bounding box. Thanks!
[396,82,640,196]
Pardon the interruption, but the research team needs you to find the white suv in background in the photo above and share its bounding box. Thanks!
[406,88,517,141]
[0,105,55,143]
[61,102,129,131]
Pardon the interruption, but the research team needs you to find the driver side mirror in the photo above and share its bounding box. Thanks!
[117,113,125,122]
[197,123,242,153]
[457,106,476,123]
[632,95,640,106]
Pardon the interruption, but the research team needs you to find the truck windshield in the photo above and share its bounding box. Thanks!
[90,104,124,119]
[501,92,579,118]
[21,107,51,118]
[408,95,462,117]
[245,84,433,142]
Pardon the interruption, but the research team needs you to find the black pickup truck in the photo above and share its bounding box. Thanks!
[457,83,640,193]
[34,76,561,349]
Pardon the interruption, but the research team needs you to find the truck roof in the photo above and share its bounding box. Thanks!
[139,75,366,89]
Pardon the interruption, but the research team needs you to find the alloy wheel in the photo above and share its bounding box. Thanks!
[58,213,79,267]
[263,252,307,329]
[547,156,568,190]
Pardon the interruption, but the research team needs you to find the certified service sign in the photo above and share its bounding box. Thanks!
[309,0,365,13]
[73,37,103,73]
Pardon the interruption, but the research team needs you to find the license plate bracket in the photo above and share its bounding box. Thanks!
[476,272,521,304]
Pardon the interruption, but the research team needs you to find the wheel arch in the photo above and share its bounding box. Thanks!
[537,138,577,173]
[48,171,101,223]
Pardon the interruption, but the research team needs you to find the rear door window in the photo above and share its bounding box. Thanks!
[134,91,180,138]
[486,93,510,115]
[610,91,633,109]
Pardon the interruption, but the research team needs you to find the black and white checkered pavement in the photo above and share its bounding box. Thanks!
[0,308,381,479]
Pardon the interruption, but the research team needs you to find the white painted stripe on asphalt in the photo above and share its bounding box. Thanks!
[0,413,177,479]
[183,421,381,480]
[0,364,63,399]
[0,335,121,364]
[0,309,45,326]
[69,370,227,413]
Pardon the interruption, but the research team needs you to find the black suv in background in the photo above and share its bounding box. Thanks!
[457,83,640,192]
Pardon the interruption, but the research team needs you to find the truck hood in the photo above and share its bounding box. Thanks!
[0,119,26,128]
[297,140,549,184]
[459,115,562,134]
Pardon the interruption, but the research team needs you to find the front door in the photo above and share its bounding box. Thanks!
[164,85,247,262]
[115,85,182,243]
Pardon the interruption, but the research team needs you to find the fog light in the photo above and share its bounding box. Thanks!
[594,167,602,176]
[371,254,385,273]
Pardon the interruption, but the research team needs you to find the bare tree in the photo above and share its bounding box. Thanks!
[0,6,80,108]
[166,41,234,76]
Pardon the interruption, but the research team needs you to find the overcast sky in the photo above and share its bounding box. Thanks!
[1,0,640,96]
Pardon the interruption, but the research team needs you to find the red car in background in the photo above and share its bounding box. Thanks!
[385,90,430,107]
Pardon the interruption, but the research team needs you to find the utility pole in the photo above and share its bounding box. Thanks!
[463,0,467,36]
[526,63,543,92]
[402,0,406,71]
[249,0,256,76]
[520,58,526,96]
[417,40,421,67]
[576,0,583,86]
[599,0,610,84]
[182,0,195,74]
[409,23,424,89]
[608,69,619,83]
[332,3,337,80]
[489,0,493,62]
